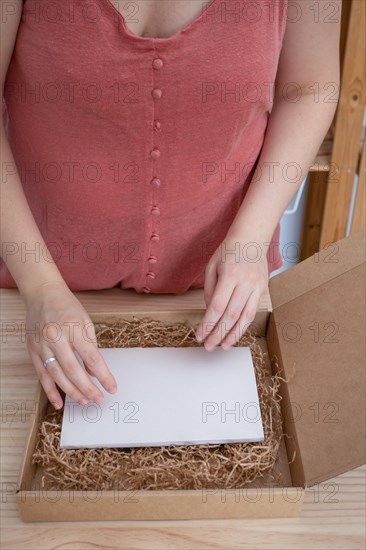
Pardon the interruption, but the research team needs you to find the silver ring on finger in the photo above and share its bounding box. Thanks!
[43,356,58,368]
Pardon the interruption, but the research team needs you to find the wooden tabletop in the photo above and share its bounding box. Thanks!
[1,288,364,549]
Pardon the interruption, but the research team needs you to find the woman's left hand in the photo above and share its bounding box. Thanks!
[195,233,269,351]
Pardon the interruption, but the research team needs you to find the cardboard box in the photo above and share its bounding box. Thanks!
[16,228,366,521]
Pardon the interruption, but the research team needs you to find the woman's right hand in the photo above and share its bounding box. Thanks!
[24,281,117,410]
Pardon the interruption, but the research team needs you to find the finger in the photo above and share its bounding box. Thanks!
[29,348,63,410]
[196,275,236,345]
[73,335,117,394]
[51,341,106,404]
[221,289,260,349]
[203,261,218,307]
[204,283,251,351]
[73,350,95,377]
[195,261,218,342]
[40,345,95,406]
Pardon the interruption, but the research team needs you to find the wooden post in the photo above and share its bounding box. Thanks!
[319,0,366,247]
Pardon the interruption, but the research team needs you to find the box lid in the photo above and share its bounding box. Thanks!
[267,228,366,487]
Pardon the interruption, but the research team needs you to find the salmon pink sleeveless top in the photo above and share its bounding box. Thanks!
[1,0,287,294]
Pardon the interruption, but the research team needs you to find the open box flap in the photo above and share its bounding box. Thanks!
[267,228,366,487]
[269,228,366,310]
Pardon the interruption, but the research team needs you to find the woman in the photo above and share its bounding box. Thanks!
[0,0,341,409]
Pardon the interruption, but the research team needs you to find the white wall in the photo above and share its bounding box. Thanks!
[269,175,309,278]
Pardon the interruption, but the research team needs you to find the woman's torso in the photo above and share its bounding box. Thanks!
[1,0,287,293]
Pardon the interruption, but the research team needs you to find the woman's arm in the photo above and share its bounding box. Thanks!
[226,0,341,247]
[1,2,117,408]
[1,0,67,299]
[196,0,342,350]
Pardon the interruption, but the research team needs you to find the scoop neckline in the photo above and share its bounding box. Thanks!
[105,0,219,43]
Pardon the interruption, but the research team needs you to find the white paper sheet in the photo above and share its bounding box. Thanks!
[60,346,264,449]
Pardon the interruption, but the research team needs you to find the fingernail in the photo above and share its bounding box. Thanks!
[80,398,89,406]
[95,394,104,405]
[196,333,202,342]
[108,385,117,394]
[52,401,63,410]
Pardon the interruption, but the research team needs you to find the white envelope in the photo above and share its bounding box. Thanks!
[60,346,264,449]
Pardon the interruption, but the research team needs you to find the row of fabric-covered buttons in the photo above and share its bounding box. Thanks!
[144,56,164,293]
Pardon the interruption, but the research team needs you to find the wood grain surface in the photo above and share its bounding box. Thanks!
[0,289,364,550]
